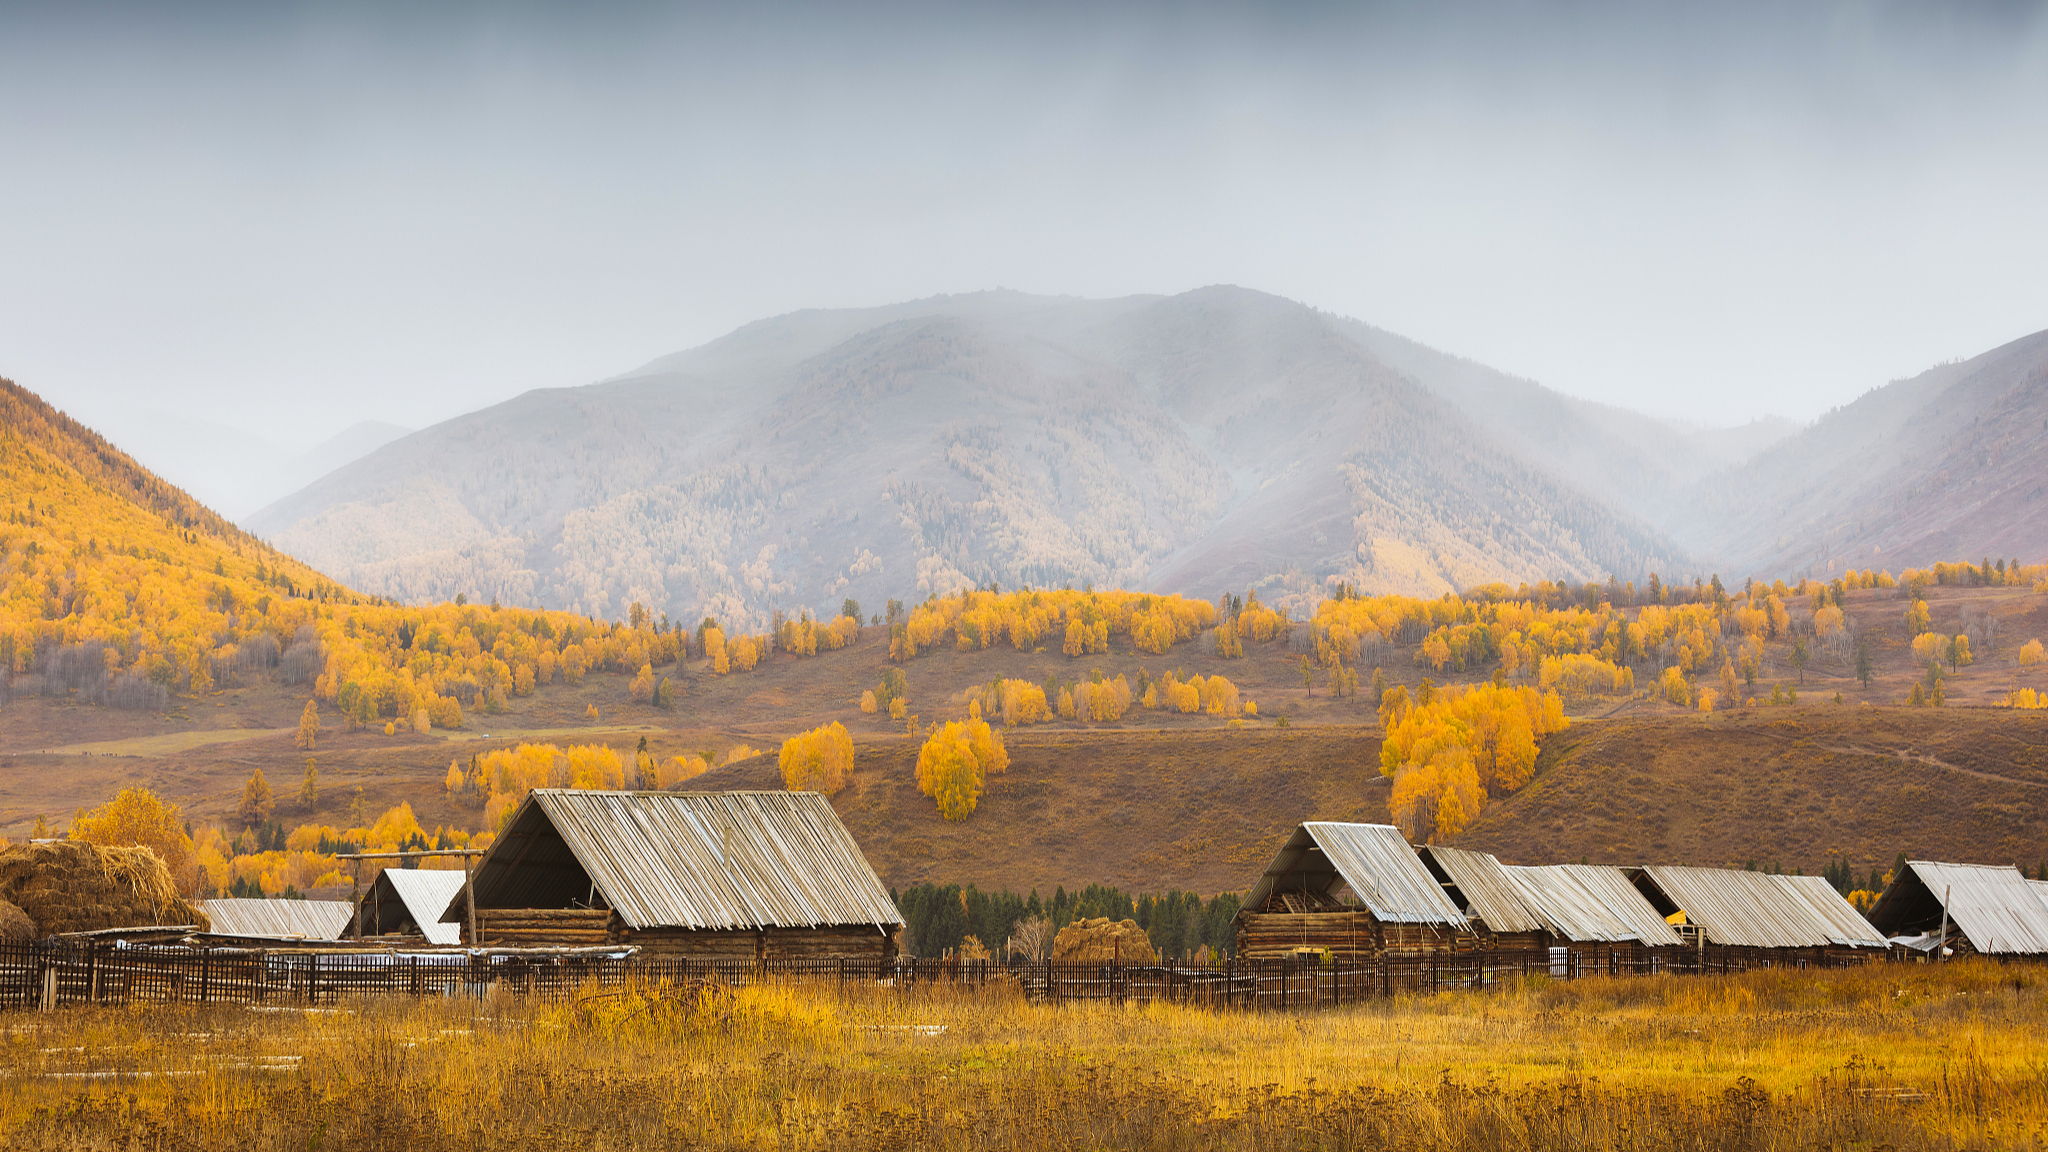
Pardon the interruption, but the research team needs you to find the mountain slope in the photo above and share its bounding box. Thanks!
[1329,318,1796,531]
[252,287,1688,626]
[1680,327,2048,577]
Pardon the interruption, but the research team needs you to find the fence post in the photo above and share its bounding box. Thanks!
[200,953,211,1005]
[40,962,56,1012]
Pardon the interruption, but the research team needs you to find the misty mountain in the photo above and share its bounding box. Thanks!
[248,288,1688,628]
[1679,326,2048,577]
[1328,319,1796,530]
[86,411,410,520]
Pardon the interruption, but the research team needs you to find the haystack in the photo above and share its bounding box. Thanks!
[1052,917,1159,965]
[0,899,34,943]
[0,841,208,938]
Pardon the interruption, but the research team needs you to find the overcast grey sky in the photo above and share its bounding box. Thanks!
[4,1,2047,454]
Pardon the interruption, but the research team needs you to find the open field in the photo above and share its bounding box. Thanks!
[3,960,2045,1150]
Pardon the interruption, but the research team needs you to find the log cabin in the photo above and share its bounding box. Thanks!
[441,789,902,962]
[1234,822,1473,962]
[1866,860,2048,957]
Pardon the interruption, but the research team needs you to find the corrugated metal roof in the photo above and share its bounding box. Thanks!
[199,898,351,940]
[1502,864,1686,945]
[1634,866,1886,949]
[2031,879,2048,912]
[1870,862,2048,955]
[1244,823,1468,928]
[373,869,467,946]
[1420,846,1549,933]
[454,790,902,932]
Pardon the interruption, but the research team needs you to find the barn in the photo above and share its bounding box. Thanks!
[1630,866,1888,965]
[1866,861,2048,957]
[349,868,467,946]
[442,789,902,961]
[1234,822,1472,962]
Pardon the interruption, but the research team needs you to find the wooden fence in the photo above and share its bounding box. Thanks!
[0,940,1883,1013]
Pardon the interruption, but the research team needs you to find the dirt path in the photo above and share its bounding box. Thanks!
[1814,743,2047,790]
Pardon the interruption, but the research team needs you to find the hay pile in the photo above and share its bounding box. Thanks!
[0,841,208,938]
[0,899,34,943]
[1052,917,1159,965]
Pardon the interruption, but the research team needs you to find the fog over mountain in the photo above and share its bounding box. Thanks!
[249,288,1690,627]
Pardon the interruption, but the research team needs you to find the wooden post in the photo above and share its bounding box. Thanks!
[1938,885,1952,963]
[464,854,478,948]
[350,859,362,939]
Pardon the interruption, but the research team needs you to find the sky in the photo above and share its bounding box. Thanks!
[4,1,2048,472]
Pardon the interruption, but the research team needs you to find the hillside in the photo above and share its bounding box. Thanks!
[249,287,1687,628]
[1678,327,2048,577]
[1453,707,2048,877]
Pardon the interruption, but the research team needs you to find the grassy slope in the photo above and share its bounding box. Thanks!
[1452,707,2048,875]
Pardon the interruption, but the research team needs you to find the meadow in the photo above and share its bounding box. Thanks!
[3,960,2044,1150]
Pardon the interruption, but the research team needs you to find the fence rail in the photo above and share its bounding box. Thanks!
[0,939,1894,1014]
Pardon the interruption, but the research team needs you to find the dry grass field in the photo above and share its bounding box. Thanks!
[2,960,2044,1150]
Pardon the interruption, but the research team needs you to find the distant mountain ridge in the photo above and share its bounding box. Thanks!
[249,287,1689,627]
[1677,327,2048,576]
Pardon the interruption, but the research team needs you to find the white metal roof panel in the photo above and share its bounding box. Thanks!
[199,898,351,940]
[1503,864,1686,946]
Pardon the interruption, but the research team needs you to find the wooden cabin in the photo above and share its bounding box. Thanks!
[348,868,466,946]
[1630,865,1888,966]
[1867,861,2048,957]
[442,789,902,962]
[1234,822,1473,962]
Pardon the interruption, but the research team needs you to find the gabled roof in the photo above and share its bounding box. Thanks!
[451,790,902,932]
[1502,864,1687,946]
[1868,861,2048,955]
[1633,866,1887,949]
[199,898,351,940]
[361,868,467,946]
[1418,845,1548,934]
[1243,823,1468,929]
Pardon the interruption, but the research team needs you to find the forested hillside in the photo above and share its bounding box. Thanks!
[250,287,1686,629]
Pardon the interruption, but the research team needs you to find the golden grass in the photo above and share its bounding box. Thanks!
[3,960,2046,1149]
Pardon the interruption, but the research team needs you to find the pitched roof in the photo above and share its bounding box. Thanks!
[1502,864,1687,946]
[1243,823,1468,929]
[364,868,467,946]
[198,898,351,940]
[1633,866,1887,949]
[1419,845,1548,934]
[1868,861,2048,955]
[454,790,902,932]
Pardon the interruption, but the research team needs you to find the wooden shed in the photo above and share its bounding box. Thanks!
[1234,822,1473,962]
[1867,861,2048,957]
[1417,845,1553,951]
[1420,847,1687,967]
[442,789,903,961]
[1630,866,1888,965]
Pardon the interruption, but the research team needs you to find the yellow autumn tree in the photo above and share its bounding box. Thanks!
[915,716,1006,820]
[71,787,194,884]
[779,722,854,795]
[1380,683,1563,837]
[295,699,320,751]
[236,768,275,829]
